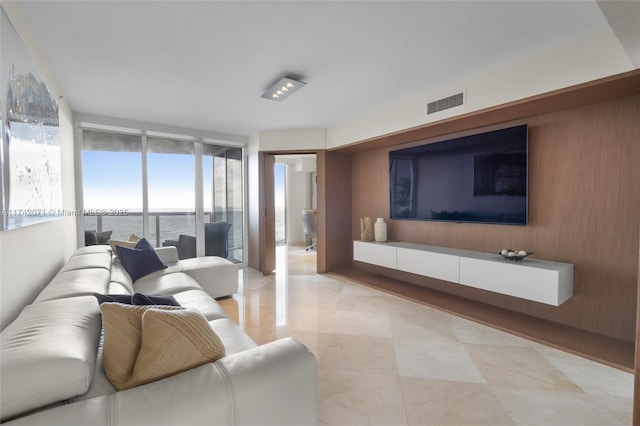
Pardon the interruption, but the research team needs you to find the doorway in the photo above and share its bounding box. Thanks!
[274,154,317,274]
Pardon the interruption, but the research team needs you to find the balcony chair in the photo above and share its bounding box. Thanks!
[175,221,232,260]
[301,209,317,251]
[84,230,112,246]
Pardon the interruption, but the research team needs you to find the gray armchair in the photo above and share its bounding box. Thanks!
[301,209,317,251]
[175,222,232,260]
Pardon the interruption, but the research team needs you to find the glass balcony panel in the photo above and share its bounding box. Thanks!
[147,138,195,249]
[227,148,244,261]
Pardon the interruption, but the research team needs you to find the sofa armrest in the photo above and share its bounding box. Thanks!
[153,246,179,265]
[216,337,317,426]
[4,338,317,426]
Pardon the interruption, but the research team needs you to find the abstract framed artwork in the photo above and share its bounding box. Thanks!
[1,7,61,230]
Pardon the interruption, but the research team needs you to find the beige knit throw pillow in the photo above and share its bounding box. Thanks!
[100,303,225,390]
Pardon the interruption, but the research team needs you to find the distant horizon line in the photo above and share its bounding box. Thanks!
[83,207,283,213]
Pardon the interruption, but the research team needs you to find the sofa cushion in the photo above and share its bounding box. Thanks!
[130,261,183,282]
[74,244,112,256]
[100,304,224,390]
[180,256,239,299]
[208,318,258,355]
[134,272,202,294]
[0,297,102,421]
[34,268,112,303]
[60,252,113,272]
[154,246,180,265]
[172,289,229,321]
[107,282,134,295]
[116,239,167,282]
[110,261,134,293]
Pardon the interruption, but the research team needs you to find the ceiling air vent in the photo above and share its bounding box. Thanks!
[426,92,464,115]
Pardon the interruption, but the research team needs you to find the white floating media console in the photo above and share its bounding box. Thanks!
[353,241,574,306]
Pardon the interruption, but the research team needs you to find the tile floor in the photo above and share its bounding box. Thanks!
[219,246,633,426]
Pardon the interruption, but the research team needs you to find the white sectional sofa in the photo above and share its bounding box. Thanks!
[0,245,317,426]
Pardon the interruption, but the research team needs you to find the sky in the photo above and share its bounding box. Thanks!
[84,151,204,211]
[275,163,285,208]
[83,151,281,210]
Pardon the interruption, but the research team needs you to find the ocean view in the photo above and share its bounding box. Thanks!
[83,207,285,257]
[84,210,245,250]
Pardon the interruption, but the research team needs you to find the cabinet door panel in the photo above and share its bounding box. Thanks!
[397,248,459,283]
[459,257,573,306]
[353,241,397,269]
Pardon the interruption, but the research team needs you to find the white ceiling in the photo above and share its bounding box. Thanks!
[17,1,613,137]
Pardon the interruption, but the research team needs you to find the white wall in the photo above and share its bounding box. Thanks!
[598,0,640,68]
[0,3,77,329]
[326,28,634,149]
[257,129,326,151]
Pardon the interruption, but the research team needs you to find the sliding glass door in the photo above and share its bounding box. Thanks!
[203,145,244,262]
[80,129,245,263]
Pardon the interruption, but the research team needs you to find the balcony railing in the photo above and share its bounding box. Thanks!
[84,211,243,262]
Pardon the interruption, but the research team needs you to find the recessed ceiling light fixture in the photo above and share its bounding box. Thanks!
[261,76,306,101]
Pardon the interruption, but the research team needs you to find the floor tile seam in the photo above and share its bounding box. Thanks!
[321,330,395,340]
[468,344,576,391]
[315,337,401,375]
[248,252,632,426]
[488,384,627,426]
[316,364,401,377]
[397,375,518,426]
[397,373,491,386]
[534,351,635,378]
[395,371,414,426]
[485,379,590,395]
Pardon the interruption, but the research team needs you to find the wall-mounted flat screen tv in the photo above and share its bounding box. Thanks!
[389,124,528,225]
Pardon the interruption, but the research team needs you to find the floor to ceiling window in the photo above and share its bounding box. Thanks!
[203,145,244,262]
[146,137,195,249]
[82,131,144,241]
[80,128,245,263]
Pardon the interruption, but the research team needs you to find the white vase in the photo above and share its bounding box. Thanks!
[374,217,387,242]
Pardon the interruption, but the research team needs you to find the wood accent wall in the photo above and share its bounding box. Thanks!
[317,150,353,273]
[634,233,640,424]
[349,95,640,342]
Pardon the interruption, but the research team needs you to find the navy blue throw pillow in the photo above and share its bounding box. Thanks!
[94,293,180,306]
[94,294,133,305]
[131,293,180,306]
[134,237,155,251]
[115,238,167,282]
